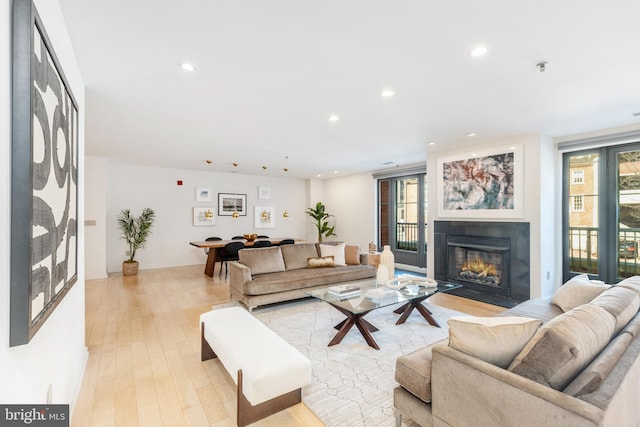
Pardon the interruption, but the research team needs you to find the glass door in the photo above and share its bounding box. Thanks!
[565,152,600,277]
[616,149,640,278]
[378,174,427,269]
[563,143,640,283]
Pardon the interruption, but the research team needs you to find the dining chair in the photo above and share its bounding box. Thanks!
[278,239,295,246]
[250,240,272,248]
[218,241,245,278]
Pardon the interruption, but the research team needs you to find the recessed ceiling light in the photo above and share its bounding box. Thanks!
[181,63,195,71]
[317,174,322,177]
[466,132,477,137]
[334,170,339,174]
[470,46,487,57]
[329,114,339,122]
[428,141,435,146]
[381,89,395,98]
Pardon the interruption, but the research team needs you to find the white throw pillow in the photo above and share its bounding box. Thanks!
[448,316,543,369]
[551,274,609,312]
[319,243,346,266]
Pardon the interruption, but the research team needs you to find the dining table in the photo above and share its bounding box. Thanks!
[189,238,300,277]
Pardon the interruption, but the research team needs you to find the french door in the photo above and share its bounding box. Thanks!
[563,143,640,283]
[378,174,427,269]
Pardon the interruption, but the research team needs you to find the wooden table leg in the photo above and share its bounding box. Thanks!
[204,248,218,277]
[328,305,379,349]
[394,296,441,327]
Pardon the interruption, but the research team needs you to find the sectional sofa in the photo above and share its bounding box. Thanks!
[229,242,376,311]
[394,275,640,427]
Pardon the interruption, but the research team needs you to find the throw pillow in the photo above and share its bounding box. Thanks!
[551,274,609,312]
[308,256,335,268]
[238,247,286,275]
[447,316,543,369]
[508,304,615,390]
[344,244,361,265]
[319,243,346,266]
[280,243,319,270]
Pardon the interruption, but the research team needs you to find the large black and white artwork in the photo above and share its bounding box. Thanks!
[11,0,78,346]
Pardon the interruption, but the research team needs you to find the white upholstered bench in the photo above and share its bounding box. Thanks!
[200,307,311,426]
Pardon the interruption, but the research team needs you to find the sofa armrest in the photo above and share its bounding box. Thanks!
[431,343,604,427]
[229,261,252,293]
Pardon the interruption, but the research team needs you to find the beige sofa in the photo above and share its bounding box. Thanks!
[229,243,375,311]
[394,275,640,427]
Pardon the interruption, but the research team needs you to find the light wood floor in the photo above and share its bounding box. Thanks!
[72,264,506,426]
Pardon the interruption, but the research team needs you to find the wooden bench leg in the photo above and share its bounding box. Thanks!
[201,322,217,361]
[237,369,302,427]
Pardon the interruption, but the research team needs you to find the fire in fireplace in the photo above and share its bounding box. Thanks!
[450,246,505,288]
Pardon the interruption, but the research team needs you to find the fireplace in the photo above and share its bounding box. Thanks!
[434,221,530,307]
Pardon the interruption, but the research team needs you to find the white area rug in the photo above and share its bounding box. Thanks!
[251,298,465,426]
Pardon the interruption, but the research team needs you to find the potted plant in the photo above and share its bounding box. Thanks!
[306,201,337,242]
[117,207,155,276]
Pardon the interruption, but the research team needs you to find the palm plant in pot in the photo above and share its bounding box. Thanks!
[118,207,155,276]
[306,201,337,242]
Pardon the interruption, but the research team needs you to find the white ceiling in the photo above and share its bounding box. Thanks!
[58,0,640,179]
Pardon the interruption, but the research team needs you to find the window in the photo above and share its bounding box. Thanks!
[572,170,584,184]
[563,143,640,283]
[571,195,584,212]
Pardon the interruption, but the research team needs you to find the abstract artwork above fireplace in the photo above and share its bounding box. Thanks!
[437,144,523,219]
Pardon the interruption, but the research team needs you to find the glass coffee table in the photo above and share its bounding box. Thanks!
[306,278,461,350]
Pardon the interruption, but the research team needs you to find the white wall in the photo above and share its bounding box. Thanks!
[84,156,107,279]
[427,134,556,299]
[1,0,87,408]
[323,173,377,248]
[104,161,308,273]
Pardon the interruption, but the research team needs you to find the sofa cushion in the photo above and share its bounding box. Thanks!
[590,286,640,335]
[395,339,447,403]
[562,332,633,397]
[238,247,286,275]
[308,256,335,268]
[448,316,543,369]
[280,243,319,270]
[622,312,640,337]
[499,298,564,324]
[508,304,615,390]
[345,244,361,265]
[551,274,609,312]
[242,265,375,295]
[320,243,346,266]
[617,275,640,297]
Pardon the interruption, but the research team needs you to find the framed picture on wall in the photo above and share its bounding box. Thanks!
[258,185,271,200]
[437,144,523,218]
[193,207,216,226]
[255,206,275,228]
[10,0,79,346]
[218,193,247,216]
[196,187,212,202]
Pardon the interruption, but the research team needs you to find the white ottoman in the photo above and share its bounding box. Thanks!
[200,307,311,426]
